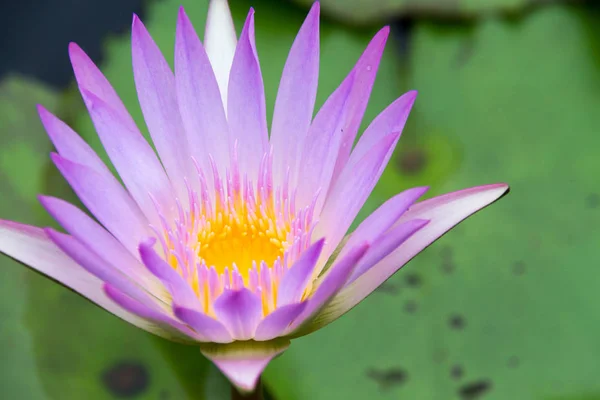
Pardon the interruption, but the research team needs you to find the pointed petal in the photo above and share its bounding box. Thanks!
[174,306,233,343]
[79,89,175,225]
[0,221,178,340]
[175,8,231,174]
[213,288,262,340]
[39,196,153,283]
[37,105,112,179]
[277,239,324,307]
[131,15,191,199]
[51,153,150,254]
[69,42,135,129]
[254,302,307,341]
[204,0,237,107]
[295,71,354,212]
[104,284,198,343]
[46,228,158,304]
[200,339,290,393]
[346,90,416,168]
[336,186,428,263]
[348,219,429,283]
[271,2,320,184]
[0,220,164,335]
[307,184,510,332]
[329,27,390,185]
[287,243,369,337]
[227,9,268,179]
[315,132,401,273]
[139,239,202,311]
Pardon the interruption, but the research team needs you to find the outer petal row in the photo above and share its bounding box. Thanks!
[299,183,510,335]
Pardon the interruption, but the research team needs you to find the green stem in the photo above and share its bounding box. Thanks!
[231,377,264,400]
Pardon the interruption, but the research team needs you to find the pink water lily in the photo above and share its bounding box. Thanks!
[0,0,508,393]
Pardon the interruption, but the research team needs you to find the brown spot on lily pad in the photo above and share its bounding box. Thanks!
[366,367,407,391]
[404,300,418,314]
[512,261,526,276]
[375,281,400,295]
[587,193,600,209]
[449,314,466,330]
[398,148,427,175]
[451,364,464,380]
[459,380,492,399]
[405,273,422,287]
[102,361,149,398]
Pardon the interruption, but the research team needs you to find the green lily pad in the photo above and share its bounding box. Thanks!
[290,0,573,26]
[266,4,600,400]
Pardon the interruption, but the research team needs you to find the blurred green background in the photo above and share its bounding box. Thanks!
[1,0,599,399]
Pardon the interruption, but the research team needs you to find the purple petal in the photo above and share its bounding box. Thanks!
[203,0,237,106]
[329,27,390,186]
[37,105,112,179]
[174,306,233,343]
[308,184,510,332]
[138,239,202,312]
[276,239,324,307]
[254,302,307,341]
[336,186,428,263]
[227,9,268,179]
[51,153,150,255]
[213,288,262,340]
[314,132,401,273]
[271,2,320,184]
[295,71,354,212]
[69,42,135,129]
[286,243,369,336]
[346,90,417,168]
[79,89,175,226]
[131,15,191,200]
[175,8,231,175]
[46,228,160,305]
[39,196,153,283]
[0,220,175,338]
[200,339,290,393]
[104,284,198,343]
[348,219,429,283]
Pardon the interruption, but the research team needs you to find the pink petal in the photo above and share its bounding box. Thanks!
[174,306,233,343]
[0,221,188,340]
[346,90,417,168]
[46,228,160,305]
[175,8,231,175]
[204,0,237,107]
[286,243,369,336]
[138,239,202,312]
[51,153,150,255]
[39,196,153,283]
[79,89,175,226]
[329,27,390,186]
[276,239,324,307]
[131,15,191,201]
[37,105,113,179]
[104,284,199,343]
[213,288,262,340]
[271,2,320,185]
[200,339,290,393]
[254,302,307,341]
[314,132,401,273]
[336,186,428,264]
[227,9,268,179]
[295,71,354,212]
[308,183,510,332]
[348,218,429,283]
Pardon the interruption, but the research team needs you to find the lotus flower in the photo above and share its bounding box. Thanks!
[0,0,508,394]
